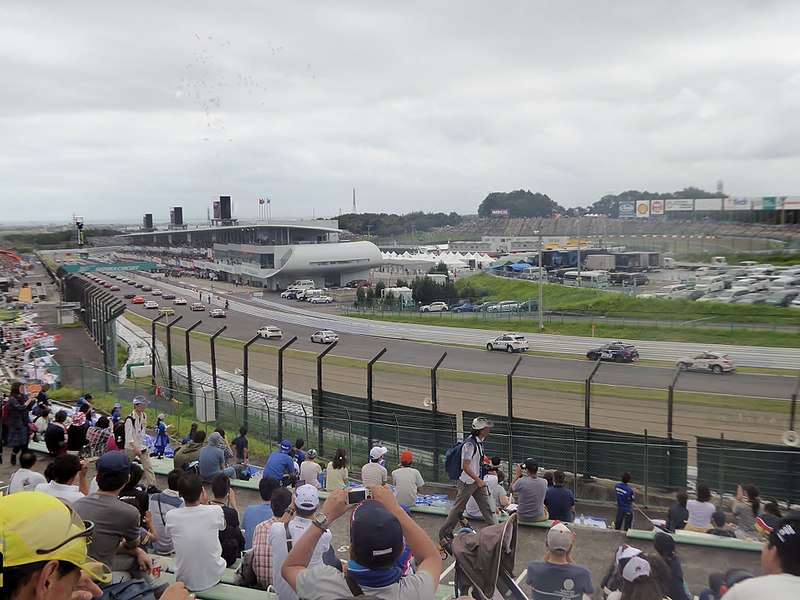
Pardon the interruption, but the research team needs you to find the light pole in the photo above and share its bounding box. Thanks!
[538,231,544,331]
[576,215,582,287]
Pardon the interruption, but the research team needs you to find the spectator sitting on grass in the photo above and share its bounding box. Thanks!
[198,432,236,483]
[300,448,323,489]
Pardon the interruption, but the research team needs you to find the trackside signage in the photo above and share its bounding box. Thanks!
[62,262,158,273]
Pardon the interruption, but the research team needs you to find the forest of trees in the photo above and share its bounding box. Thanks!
[477,190,565,218]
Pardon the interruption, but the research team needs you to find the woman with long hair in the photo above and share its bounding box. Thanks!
[325,447,349,491]
[685,482,716,532]
[608,555,670,600]
[5,381,35,465]
[732,483,762,539]
[652,534,691,600]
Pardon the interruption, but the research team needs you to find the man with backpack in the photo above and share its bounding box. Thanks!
[438,416,497,543]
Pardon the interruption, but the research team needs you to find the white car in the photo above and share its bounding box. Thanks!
[190,303,205,311]
[151,289,163,296]
[676,352,736,374]
[486,333,529,353]
[419,301,449,313]
[209,308,227,318]
[143,301,159,309]
[311,330,339,344]
[173,297,187,305]
[257,325,283,339]
[308,295,333,304]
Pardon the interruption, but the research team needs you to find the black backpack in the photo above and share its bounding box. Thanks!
[114,414,135,448]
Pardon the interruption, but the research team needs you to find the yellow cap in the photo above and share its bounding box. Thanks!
[0,492,111,584]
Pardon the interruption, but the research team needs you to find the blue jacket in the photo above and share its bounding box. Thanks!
[264,451,295,480]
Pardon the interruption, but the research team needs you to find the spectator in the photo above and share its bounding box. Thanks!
[153,414,169,458]
[607,555,667,600]
[708,511,736,537]
[544,470,575,522]
[699,569,754,600]
[111,402,123,424]
[173,430,206,469]
[7,450,46,493]
[615,471,635,532]
[666,490,689,533]
[439,417,497,542]
[165,473,227,592]
[44,409,68,456]
[183,422,198,444]
[601,545,643,596]
[325,448,349,491]
[270,484,333,600]
[512,458,549,523]
[211,474,245,567]
[686,483,716,532]
[74,452,153,580]
[124,396,157,490]
[33,404,51,441]
[198,432,236,482]
[265,440,296,485]
[362,446,389,486]
[724,516,800,597]
[756,500,783,536]
[466,469,509,518]
[295,438,306,465]
[392,451,425,507]
[213,427,238,470]
[5,381,34,465]
[527,522,594,599]
[35,382,51,407]
[150,468,185,555]
[732,484,762,539]
[252,487,294,589]
[300,448,323,489]
[242,476,280,549]
[653,532,691,600]
[36,454,88,503]
[86,416,112,458]
[232,426,249,463]
[281,484,442,599]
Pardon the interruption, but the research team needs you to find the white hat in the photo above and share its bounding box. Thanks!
[471,416,493,430]
[546,522,573,552]
[615,545,642,564]
[295,484,320,511]
[622,556,651,582]
[369,446,388,460]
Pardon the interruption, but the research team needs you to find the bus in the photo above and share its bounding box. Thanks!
[562,270,609,289]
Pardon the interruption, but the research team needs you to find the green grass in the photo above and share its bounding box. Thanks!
[117,344,130,371]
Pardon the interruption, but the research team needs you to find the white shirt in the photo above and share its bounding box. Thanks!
[8,468,47,494]
[35,481,85,504]
[299,461,323,488]
[686,499,716,528]
[124,411,146,451]
[269,516,332,600]
[361,462,388,486]
[459,436,483,484]
[392,466,425,507]
[467,474,506,517]
[724,574,800,599]
[165,504,227,592]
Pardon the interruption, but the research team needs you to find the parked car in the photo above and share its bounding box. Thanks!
[257,325,283,339]
[586,342,639,363]
[765,290,799,307]
[311,330,339,344]
[173,297,187,305]
[162,292,176,300]
[486,333,529,353]
[280,290,298,299]
[124,292,136,299]
[452,302,478,313]
[419,301,449,313]
[475,302,497,312]
[190,302,205,311]
[144,301,159,309]
[308,295,333,304]
[487,301,520,313]
[131,296,145,304]
[345,279,372,288]
[209,308,227,318]
[158,307,175,316]
[676,352,736,374]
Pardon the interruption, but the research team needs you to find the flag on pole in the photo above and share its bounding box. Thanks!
[266,198,271,204]
[259,198,265,205]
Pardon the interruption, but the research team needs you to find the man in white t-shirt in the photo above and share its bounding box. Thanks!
[299,449,323,488]
[35,453,89,504]
[392,451,425,507]
[165,473,227,592]
[466,470,508,518]
[124,396,156,489]
[361,446,388,486]
[7,451,46,493]
[725,516,800,598]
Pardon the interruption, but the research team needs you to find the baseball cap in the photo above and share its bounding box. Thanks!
[96,451,131,475]
[546,522,573,552]
[280,440,292,453]
[0,492,111,584]
[524,458,539,472]
[132,395,149,406]
[615,544,642,564]
[401,450,413,463]
[307,448,317,459]
[369,446,388,460]
[622,556,651,582]
[295,484,320,511]
[471,416,493,430]
[349,500,404,567]
[157,413,166,420]
[770,516,800,561]
[756,513,781,535]
[113,402,123,409]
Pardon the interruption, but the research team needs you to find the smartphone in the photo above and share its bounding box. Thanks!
[346,488,372,505]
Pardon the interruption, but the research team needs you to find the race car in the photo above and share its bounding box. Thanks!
[586,342,640,363]
[676,352,736,374]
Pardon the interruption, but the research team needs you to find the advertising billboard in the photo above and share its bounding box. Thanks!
[724,197,752,211]
[635,200,650,218]
[213,201,221,219]
[781,196,800,209]
[650,199,665,215]
[694,198,723,211]
[618,201,636,218]
[665,198,694,211]
[491,209,510,217]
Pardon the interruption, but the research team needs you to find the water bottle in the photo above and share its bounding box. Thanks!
[580,513,585,526]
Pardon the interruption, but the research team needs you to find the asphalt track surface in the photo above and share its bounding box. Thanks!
[88,273,800,402]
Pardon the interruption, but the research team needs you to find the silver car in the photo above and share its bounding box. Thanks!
[676,352,736,374]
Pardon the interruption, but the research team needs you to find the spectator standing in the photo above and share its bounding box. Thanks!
[211,474,245,567]
[686,483,716,532]
[653,532,691,600]
[666,490,689,533]
[294,438,306,465]
[732,484,763,539]
[252,487,294,589]
[111,402,123,424]
[165,473,227,592]
[153,414,169,458]
[242,476,280,549]
[86,416,112,458]
[527,522,594,600]
[439,417,497,542]
[362,446,389,486]
[150,468,185,555]
[300,448,323,488]
[265,440,297,485]
[392,450,425,507]
[124,396,157,490]
[44,409,68,456]
[325,448,349,491]
[5,381,34,465]
[544,470,575,522]
[724,516,800,598]
[614,471,635,531]
[707,511,736,537]
[232,426,249,463]
[466,469,509,518]
[7,450,46,493]
[198,432,236,482]
[36,454,89,503]
[512,458,549,523]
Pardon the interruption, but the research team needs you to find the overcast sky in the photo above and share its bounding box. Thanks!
[2,1,800,224]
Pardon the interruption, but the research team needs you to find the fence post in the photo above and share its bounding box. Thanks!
[507,356,523,465]
[316,341,338,457]
[277,336,298,442]
[394,414,401,463]
[790,371,800,431]
[431,352,447,482]
[184,320,203,402]
[719,432,726,494]
[242,335,261,428]
[572,426,579,502]
[345,409,353,466]
[150,313,167,389]
[165,315,183,395]
[302,405,309,447]
[209,325,227,414]
[667,366,682,440]
[585,359,602,429]
[644,429,649,507]
[367,348,388,448]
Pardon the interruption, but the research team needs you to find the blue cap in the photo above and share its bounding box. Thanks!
[349,500,404,567]
[96,451,131,475]
[280,440,292,453]
[113,403,122,409]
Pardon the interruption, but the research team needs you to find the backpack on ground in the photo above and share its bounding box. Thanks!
[444,436,478,480]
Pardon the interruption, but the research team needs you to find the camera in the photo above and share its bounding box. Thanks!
[346,487,372,505]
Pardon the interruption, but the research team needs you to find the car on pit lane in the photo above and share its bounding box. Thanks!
[676,352,736,374]
[311,330,339,344]
[586,342,639,363]
[124,293,136,299]
[486,333,529,353]
[257,325,283,339]
[162,292,176,300]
